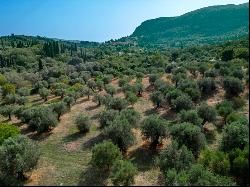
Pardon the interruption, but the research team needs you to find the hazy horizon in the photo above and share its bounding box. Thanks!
[0,0,248,42]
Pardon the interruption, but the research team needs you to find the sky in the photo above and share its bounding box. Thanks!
[0,0,248,42]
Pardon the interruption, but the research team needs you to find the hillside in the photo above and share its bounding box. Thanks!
[130,3,249,47]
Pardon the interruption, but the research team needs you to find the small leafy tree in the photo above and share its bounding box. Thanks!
[141,115,168,149]
[125,91,138,106]
[104,117,135,153]
[179,110,203,127]
[150,91,164,108]
[107,97,128,111]
[198,149,230,176]
[170,122,206,157]
[0,105,15,120]
[38,87,50,102]
[223,77,243,97]
[197,103,217,125]
[75,114,90,133]
[111,159,137,186]
[198,77,216,95]
[120,108,140,127]
[0,135,39,184]
[220,120,249,152]
[51,101,68,120]
[91,141,122,170]
[172,94,192,112]
[98,109,119,129]
[63,96,74,109]
[105,84,116,97]
[156,141,194,172]
[216,101,233,123]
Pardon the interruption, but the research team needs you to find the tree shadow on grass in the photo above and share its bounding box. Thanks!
[78,166,109,186]
[82,133,105,149]
[62,132,86,143]
[144,108,159,116]
[85,104,100,111]
[128,146,158,172]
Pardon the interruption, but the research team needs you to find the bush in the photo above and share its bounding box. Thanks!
[111,159,137,186]
[149,74,160,85]
[16,87,30,96]
[223,77,243,97]
[179,110,203,127]
[170,123,206,157]
[16,96,28,105]
[104,117,135,152]
[198,150,230,176]
[229,146,249,185]
[216,101,233,122]
[172,94,192,112]
[2,83,16,97]
[226,112,247,124]
[141,115,168,148]
[166,164,235,186]
[98,109,119,129]
[156,141,194,172]
[221,48,234,61]
[0,123,20,145]
[197,103,217,124]
[150,91,164,108]
[0,135,39,184]
[220,120,249,152]
[91,141,122,170]
[232,96,245,109]
[75,114,90,133]
[125,91,138,106]
[63,96,74,108]
[177,80,201,101]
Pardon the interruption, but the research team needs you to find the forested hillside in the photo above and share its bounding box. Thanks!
[129,3,249,47]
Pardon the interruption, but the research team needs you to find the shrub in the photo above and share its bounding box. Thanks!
[16,96,28,105]
[104,117,135,152]
[179,110,203,127]
[0,135,39,184]
[111,159,137,186]
[198,150,230,176]
[220,120,249,152]
[156,141,194,172]
[216,101,233,122]
[232,96,245,109]
[125,91,138,106]
[4,94,16,104]
[172,94,192,112]
[16,87,30,97]
[166,164,236,186]
[226,112,247,124]
[197,103,217,124]
[2,83,16,97]
[177,80,201,101]
[0,123,20,145]
[0,73,7,86]
[149,74,160,85]
[141,115,168,148]
[91,141,122,170]
[221,48,234,61]
[229,146,249,185]
[170,123,206,157]
[223,77,243,97]
[93,94,105,106]
[75,114,90,133]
